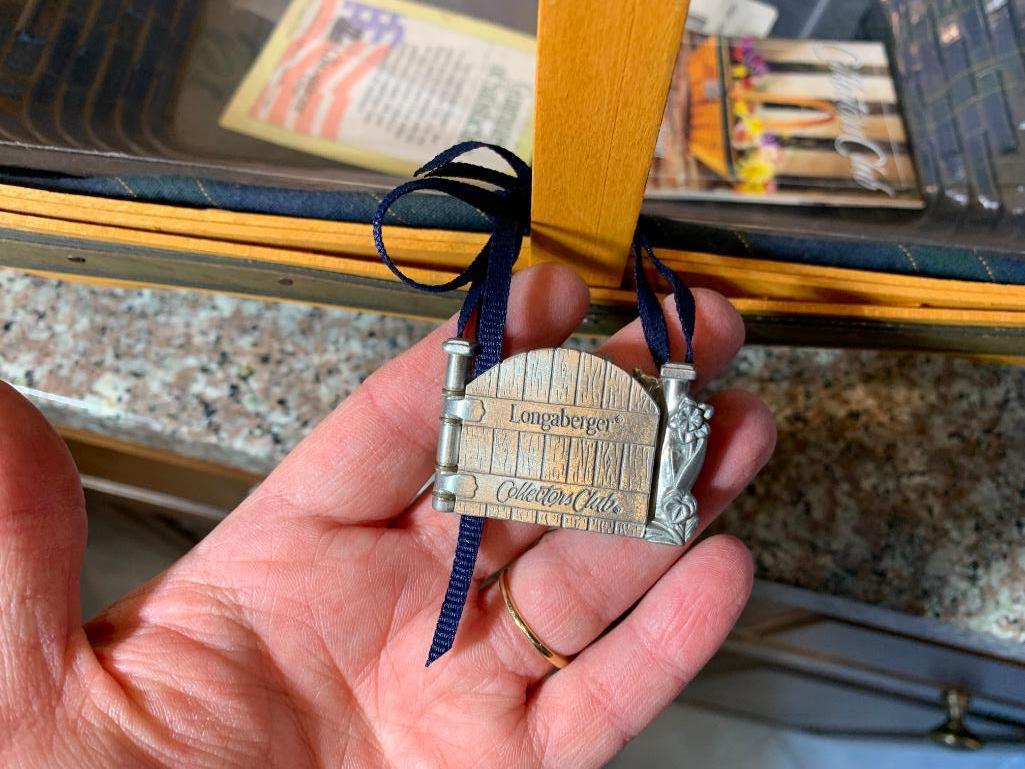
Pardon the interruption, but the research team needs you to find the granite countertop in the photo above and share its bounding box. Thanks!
[2,268,1023,647]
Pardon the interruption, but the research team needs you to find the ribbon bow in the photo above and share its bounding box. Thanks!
[374,142,531,665]
[374,143,696,666]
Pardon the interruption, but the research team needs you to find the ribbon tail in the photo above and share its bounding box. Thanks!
[370,142,534,665]
[425,515,486,665]
[425,218,523,665]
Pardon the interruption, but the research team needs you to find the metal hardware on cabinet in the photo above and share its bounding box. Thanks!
[929,687,983,751]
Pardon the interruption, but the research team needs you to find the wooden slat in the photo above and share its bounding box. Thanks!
[567,438,597,485]
[4,189,1025,341]
[725,299,1025,327]
[656,251,1025,311]
[621,444,654,492]
[511,507,538,524]
[758,40,891,68]
[629,382,661,414]
[496,353,527,399]
[523,348,554,402]
[490,429,519,475]
[10,247,1025,333]
[0,207,464,285]
[458,424,493,473]
[5,183,1025,314]
[775,148,915,184]
[594,441,625,488]
[456,501,487,517]
[602,367,633,410]
[756,109,905,142]
[541,435,572,481]
[516,432,545,479]
[477,366,500,398]
[59,425,259,515]
[548,348,580,404]
[529,0,690,286]
[485,503,512,521]
[756,73,896,102]
[0,184,495,271]
[575,352,607,407]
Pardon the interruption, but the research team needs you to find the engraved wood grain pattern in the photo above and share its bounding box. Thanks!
[523,348,554,401]
[453,348,660,538]
[490,429,519,475]
[621,444,654,492]
[575,353,606,407]
[458,425,493,473]
[510,508,537,524]
[459,501,487,517]
[602,367,632,410]
[566,438,598,485]
[594,441,624,488]
[485,503,511,521]
[497,353,526,399]
[541,434,572,481]
[516,432,545,479]
[479,364,500,397]
[548,348,579,405]
[630,380,660,414]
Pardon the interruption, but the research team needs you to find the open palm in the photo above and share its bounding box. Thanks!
[0,265,774,768]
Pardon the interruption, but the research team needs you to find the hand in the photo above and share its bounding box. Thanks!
[0,265,774,768]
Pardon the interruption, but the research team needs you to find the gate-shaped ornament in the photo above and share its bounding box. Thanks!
[432,341,712,545]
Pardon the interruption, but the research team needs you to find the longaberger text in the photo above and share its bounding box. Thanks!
[508,403,624,436]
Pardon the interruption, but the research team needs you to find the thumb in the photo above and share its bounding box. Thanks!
[0,382,86,716]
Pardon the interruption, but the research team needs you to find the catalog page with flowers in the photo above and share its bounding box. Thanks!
[648,33,923,209]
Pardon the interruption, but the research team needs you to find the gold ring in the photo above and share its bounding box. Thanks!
[499,568,572,670]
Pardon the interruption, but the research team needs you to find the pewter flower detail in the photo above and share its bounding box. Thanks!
[646,394,712,546]
[658,489,697,524]
[668,401,713,444]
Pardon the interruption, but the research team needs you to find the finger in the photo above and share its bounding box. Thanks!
[528,535,754,768]
[239,263,589,526]
[0,382,86,709]
[482,389,774,681]
[405,288,746,559]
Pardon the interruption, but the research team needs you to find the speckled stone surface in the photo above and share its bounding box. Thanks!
[1,270,424,473]
[711,347,1025,645]
[1,268,1023,644]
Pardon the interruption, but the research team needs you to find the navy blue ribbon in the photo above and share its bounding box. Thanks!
[632,229,696,367]
[374,147,695,666]
[373,142,530,665]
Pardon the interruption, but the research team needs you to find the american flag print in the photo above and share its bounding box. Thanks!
[251,0,404,140]
[221,0,535,175]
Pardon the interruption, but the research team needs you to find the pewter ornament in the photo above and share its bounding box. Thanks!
[432,342,712,545]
